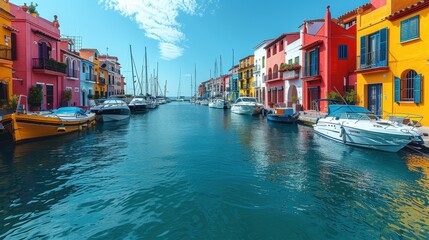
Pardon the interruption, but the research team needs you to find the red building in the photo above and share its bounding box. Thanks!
[264,33,299,108]
[11,3,65,110]
[301,6,357,112]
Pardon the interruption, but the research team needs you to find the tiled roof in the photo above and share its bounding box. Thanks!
[337,3,372,22]
[387,0,429,21]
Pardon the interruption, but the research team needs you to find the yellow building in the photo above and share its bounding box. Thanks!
[356,0,429,125]
[238,55,254,97]
[79,48,107,98]
[0,0,15,108]
[99,68,107,97]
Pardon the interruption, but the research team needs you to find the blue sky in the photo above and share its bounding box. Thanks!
[11,0,368,97]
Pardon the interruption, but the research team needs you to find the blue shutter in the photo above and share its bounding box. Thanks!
[410,16,419,40]
[394,76,401,103]
[379,28,388,66]
[400,20,408,42]
[414,74,421,104]
[360,36,366,68]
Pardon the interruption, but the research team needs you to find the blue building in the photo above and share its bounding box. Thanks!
[80,58,95,107]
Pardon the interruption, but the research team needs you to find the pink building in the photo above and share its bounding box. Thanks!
[11,3,65,110]
[264,33,299,108]
[60,38,81,106]
[301,6,357,111]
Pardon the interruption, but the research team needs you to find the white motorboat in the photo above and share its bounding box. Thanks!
[230,97,264,115]
[90,99,130,122]
[208,99,225,109]
[128,96,147,113]
[200,99,209,106]
[313,104,424,152]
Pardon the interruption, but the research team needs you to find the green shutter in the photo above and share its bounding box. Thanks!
[394,76,401,103]
[414,74,421,104]
[360,36,366,67]
[304,52,308,76]
[315,47,319,75]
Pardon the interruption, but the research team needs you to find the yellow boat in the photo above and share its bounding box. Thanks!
[1,104,96,143]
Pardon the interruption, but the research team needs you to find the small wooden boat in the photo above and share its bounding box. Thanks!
[0,96,96,143]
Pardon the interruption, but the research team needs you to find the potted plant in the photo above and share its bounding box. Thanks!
[28,85,43,111]
[61,89,72,106]
[28,2,38,17]
[344,90,357,105]
[9,94,18,112]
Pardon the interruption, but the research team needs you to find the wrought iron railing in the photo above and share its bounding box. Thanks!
[32,58,67,73]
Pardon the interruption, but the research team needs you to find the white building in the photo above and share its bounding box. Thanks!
[283,37,303,108]
[253,39,273,104]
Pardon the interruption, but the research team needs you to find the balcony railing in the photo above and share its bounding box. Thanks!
[0,44,12,60]
[357,50,388,70]
[253,65,261,73]
[283,70,299,80]
[302,65,319,77]
[66,69,79,78]
[32,58,67,74]
[264,72,280,81]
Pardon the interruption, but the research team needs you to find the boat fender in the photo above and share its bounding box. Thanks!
[57,126,66,132]
[339,126,346,143]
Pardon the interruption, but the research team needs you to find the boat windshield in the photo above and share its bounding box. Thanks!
[237,98,256,103]
[52,107,86,116]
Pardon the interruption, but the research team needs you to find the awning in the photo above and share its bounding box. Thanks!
[300,40,323,50]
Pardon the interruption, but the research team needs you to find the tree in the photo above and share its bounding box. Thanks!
[28,85,43,109]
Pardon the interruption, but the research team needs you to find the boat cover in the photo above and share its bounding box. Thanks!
[53,107,86,115]
[328,105,370,116]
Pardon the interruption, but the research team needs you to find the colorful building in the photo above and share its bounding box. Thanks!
[80,49,105,98]
[80,58,95,107]
[356,0,429,125]
[301,6,357,112]
[282,34,303,109]
[60,38,81,106]
[238,55,254,97]
[11,3,65,110]
[99,55,123,97]
[264,33,299,108]
[229,65,239,101]
[0,0,15,108]
[253,39,272,104]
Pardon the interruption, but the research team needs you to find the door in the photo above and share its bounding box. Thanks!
[368,84,382,116]
[368,33,379,67]
[308,87,320,110]
[46,85,54,110]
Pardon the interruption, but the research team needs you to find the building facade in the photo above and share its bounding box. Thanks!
[80,49,105,98]
[229,65,239,101]
[301,6,357,112]
[238,55,254,97]
[79,58,95,107]
[264,33,299,108]
[0,0,15,108]
[60,38,81,106]
[282,34,303,109]
[356,0,429,125]
[253,39,272,104]
[11,3,65,110]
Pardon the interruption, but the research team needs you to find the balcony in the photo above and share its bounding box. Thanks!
[356,50,388,73]
[283,70,299,80]
[99,77,106,85]
[264,72,280,82]
[66,69,79,78]
[0,44,12,61]
[32,58,67,75]
[253,65,261,73]
[252,81,261,88]
[302,65,319,77]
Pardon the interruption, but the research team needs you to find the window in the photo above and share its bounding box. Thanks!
[279,41,284,51]
[395,70,421,103]
[401,16,419,42]
[262,56,265,68]
[288,59,293,65]
[294,56,299,64]
[360,28,388,69]
[267,49,271,58]
[273,45,277,55]
[304,48,319,77]
[338,45,348,59]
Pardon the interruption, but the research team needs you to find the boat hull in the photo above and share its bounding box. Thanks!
[128,104,147,113]
[231,105,262,115]
[266,114,298,124]
[0,113,96,143]
[314,120,414,152]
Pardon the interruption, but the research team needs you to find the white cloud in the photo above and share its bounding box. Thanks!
[99,0,199,60]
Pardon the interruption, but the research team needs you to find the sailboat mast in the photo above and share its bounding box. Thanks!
[145,47,148,96]
[164,80,167,98]
[129,45,136,96]
[194,64,197,98]
[156,62,159,96]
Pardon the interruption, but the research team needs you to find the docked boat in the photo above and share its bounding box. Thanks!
[128,96,148,113]
[90,99,130,122]
[267,108,299,124]
[208,99,225,109]
[313,104,424,152]
[200,99,209,106]
[230,97,264,115]
[0,102,96,143]
[145,96,158,109]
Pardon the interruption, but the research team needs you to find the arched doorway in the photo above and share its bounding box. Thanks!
[287,85,298,107]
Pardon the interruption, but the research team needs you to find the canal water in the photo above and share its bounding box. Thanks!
[1,102,429,239]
